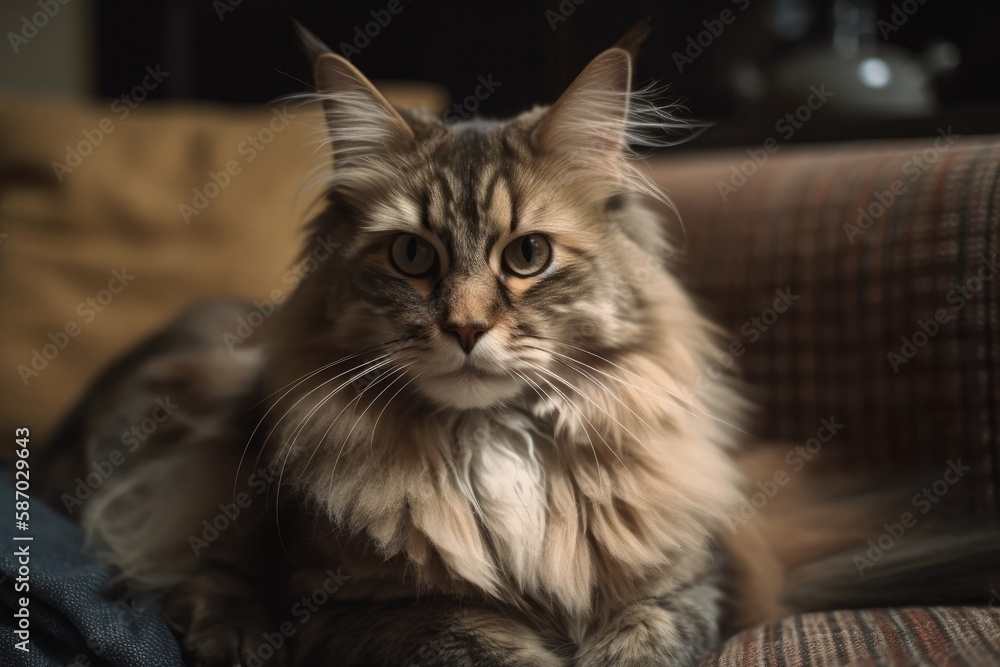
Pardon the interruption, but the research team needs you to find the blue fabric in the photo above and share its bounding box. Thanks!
[0,471,185,667]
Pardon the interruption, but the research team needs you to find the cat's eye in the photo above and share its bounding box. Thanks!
[502,234,552,277]
[390,234,436,277]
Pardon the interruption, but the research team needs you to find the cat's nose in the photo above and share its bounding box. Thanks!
[441,321,491,354]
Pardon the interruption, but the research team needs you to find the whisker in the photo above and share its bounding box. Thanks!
[270,359,397,502]
[530,363,649,457]
[341,362,416,456]
[233,341,409,502]
[536,372,632,481]
[369,369,426,451]
[250,338,406,409]
[281,359,402,488]
[272,360,405,553]
[538,338,702,407]
[532,339,756,438]
[265,344,420,456]
[511,368,607,492]
[292,360,404,489]
[525,364,631,480]
[238,350,403,501]
[548,355,660,438]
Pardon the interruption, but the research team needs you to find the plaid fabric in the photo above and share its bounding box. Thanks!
[706,607,1000,667]
[652,135,1000,518]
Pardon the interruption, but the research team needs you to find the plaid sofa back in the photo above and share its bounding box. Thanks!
[652,134,1000,516]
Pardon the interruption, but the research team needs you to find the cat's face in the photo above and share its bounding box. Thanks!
[290,37,662,411]
[334,121,642,409]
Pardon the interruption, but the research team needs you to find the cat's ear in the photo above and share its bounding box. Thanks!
[535,46,634,161]
[295,23,414,165]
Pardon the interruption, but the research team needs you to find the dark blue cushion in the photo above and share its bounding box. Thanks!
[0,471,185,666]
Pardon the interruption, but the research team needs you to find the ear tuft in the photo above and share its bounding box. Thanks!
[295,22,414,183]
[615,17,652,61]
[293,21,333,65]
[535,47,633,159]
[533,29,689,208]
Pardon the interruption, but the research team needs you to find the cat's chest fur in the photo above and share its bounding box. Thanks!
[296,410,557,603]
[294,388,732,617]
[449,411,550,585]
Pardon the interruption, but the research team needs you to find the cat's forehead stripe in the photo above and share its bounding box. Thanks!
[360,130,533,259]
[418,188,431,230]
[415,139,524,260]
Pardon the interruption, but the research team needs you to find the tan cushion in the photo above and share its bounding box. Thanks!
[0,96,324,449]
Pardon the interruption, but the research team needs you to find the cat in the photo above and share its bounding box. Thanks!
[39,23,1000,667]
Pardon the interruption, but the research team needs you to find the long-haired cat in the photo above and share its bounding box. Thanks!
[41,24,1000,667]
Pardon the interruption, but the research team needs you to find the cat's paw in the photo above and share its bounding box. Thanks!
[163,577,286,667]
[575,601,716,667]
[403,627,564,667]
[294,603,565,667]
[175,620,284,667]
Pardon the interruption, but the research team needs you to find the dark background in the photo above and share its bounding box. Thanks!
[93,0,1000,148]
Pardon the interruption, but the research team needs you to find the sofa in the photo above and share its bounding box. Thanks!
[652,135,1000,665]
[0,95,997,665]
